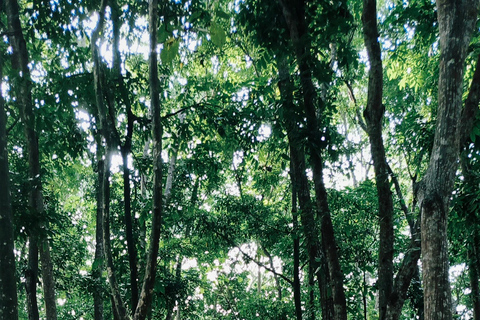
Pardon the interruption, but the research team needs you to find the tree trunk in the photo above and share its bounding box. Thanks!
[111,1,140,309]
[39,242,57,320]
[91,2,130,319]
[361,0,394,318]
[6,0,57,318]
[122,149,140,311]
[469,248,480,320]
[277,1,347,319]
[291,185,303,320]
[420,1,478,320]
[277,54,333,320]
[25,241,39,320]
[0,53,19,320]
[93,143,105,320]
[132,0,164,318]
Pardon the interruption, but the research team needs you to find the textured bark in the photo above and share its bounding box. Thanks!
[420,1,479,320]
[384,223,421,320]
[132,0,164,318]
[6,0,57,318]
[92,135,105,320]
[277,1,347,319]
[361,0,394,318]
[469,249,480,320]
[39,242,57,320]
[0,53,19,320]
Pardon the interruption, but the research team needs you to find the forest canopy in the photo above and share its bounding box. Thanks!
[1,0,480,320]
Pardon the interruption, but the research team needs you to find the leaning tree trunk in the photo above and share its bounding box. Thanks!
[0,51,19,320]
[277,1,347,319]
[5,0,57,319]
[420,1,479,320]
[361,0,394,318]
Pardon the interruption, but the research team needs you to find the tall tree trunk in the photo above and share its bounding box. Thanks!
[111,1,140,309]
[420,1,478,320]
[25,241,39,320]
[277,54,333,320]
[93,141,105,320]
[277,1,347,319]
[91,2,129,319]
[361,0,394,318]
[469,248,480,320]
[0,53,19,320]
[6,0,57,319]
[122,148,139,311]
[132,0,164,318]
[291,188,303,320]
[39,242,57,320]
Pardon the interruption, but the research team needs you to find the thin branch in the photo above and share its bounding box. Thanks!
[386,163,413,230]
[207,222,293,285]
[6,115,19,135]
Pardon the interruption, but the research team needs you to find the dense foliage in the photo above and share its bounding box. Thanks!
[1,0,480,319]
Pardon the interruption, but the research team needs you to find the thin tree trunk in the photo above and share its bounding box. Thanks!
[132,0,164,318]
[277,1,347,319]
[469,248,480,320]
[420,2,478,320]
[39,242,57,320]
[91,2,130,318]
[291,189,303,320]
[277,54,332,320]
[6,0,57,318]
[25,241,39,320]
[111,1,140,309]
[93,142,105,320]
[122,149,139,311]
[0,53,19,320]
[361,0,394,318]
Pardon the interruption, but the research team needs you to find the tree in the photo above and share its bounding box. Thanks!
[419,1,479,319]
[5,0,57,319]
[0,47,19,320]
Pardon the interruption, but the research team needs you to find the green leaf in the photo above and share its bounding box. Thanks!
[210,22,226,48]
[160,38,180,65]
[215,9,230,20]
[189,10,202,22]
[157,28,170,44]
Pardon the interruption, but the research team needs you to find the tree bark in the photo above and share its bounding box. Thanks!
[277,1,347,319]
[420,1,479,320]
[361,0,394,318]
[111,1,140,309]
[93,140,105,320]
[25,241,39,320]
[291,187,303,320]
[469,248,480,320]
[0,51,19,320]
[91,2,130,319]
[277,54,333,320]
[6,0,57,318]
[39,241,57,320]
[132,0,164,318]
